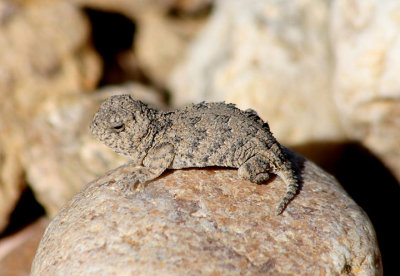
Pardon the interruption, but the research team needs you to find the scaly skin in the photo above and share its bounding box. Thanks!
[90,95,299,215]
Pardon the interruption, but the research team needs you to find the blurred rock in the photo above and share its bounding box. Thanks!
[72,0,212,17]
[31,150,382,275]
[24,83,165,217]
[135,10,208,86]
[0,217,49,276]
[0,145,25,234]
[169,0,400,185]
[331,0,400,182]
[0,0,101,232]
[169,0,345,146]
[75,0,211,87]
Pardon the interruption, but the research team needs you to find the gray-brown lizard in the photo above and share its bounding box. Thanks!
[90,94,300,215]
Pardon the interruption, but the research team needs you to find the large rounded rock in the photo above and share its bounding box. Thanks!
[31,150,382,275]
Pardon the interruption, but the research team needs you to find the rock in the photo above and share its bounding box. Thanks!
[31,150,382,275]
[0,0,208,234]
[135,10,208,86]
[0,142,25,232]
[169,0,345,146]
[24,83,165,217]
[168,0,400,185]
[74,0,211,87]
[168,0,400,186]
[0,0,101,232]
[331,0,400,183]
[72,0,212,17]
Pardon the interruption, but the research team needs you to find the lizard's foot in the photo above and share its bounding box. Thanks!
[134,181,146,191]
[238,155,270,184]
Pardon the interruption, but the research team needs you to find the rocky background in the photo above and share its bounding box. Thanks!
[0,0,398,274]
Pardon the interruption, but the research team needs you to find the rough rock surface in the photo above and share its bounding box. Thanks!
[31,150,382,275]
[331,0,400,182]
[0,0,101,232]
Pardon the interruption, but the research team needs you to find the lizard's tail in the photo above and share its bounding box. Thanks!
[275,162,300,215]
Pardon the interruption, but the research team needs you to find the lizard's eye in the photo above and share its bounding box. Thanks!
[110,122,125,132]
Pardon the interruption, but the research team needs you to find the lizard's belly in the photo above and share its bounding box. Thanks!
[169,150,238,169]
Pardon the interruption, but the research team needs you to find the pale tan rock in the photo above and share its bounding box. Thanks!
[31,150,382,275]
[71,0,170,17]
[169,0,400,185]
[0,0,101,232]
[169,0,345,146]
[135,10,208,86]
[0,145,25,232]
[73,0,210,87]
[71,0,212,17]
[0,0,100,111]
[331,0,400,182]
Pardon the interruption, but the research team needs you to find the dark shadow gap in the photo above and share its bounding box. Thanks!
[83,8,149,86]
[166,3,213,19]
[293,141,399,274]
[0,186,45,238]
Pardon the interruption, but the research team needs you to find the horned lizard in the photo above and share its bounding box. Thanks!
[90,95,300,214]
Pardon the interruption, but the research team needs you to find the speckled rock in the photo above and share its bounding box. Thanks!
[31,150,382,275]
[331,0,400,183]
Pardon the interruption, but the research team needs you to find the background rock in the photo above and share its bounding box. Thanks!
[168,0,400,187]
[331,0,400,182]
[0,0,101,232]
[0,0,205,237]
[74,0,211,87]
[71,0,212,17]
[31,150,382,275]
[169,0,345,146]
[135,9,208,87]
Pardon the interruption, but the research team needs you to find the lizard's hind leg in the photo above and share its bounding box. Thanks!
[238,155,270,184]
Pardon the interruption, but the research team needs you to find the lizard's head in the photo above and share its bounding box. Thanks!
[90,94,152,157]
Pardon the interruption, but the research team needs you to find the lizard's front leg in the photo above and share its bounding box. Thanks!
[129,142,175,190]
